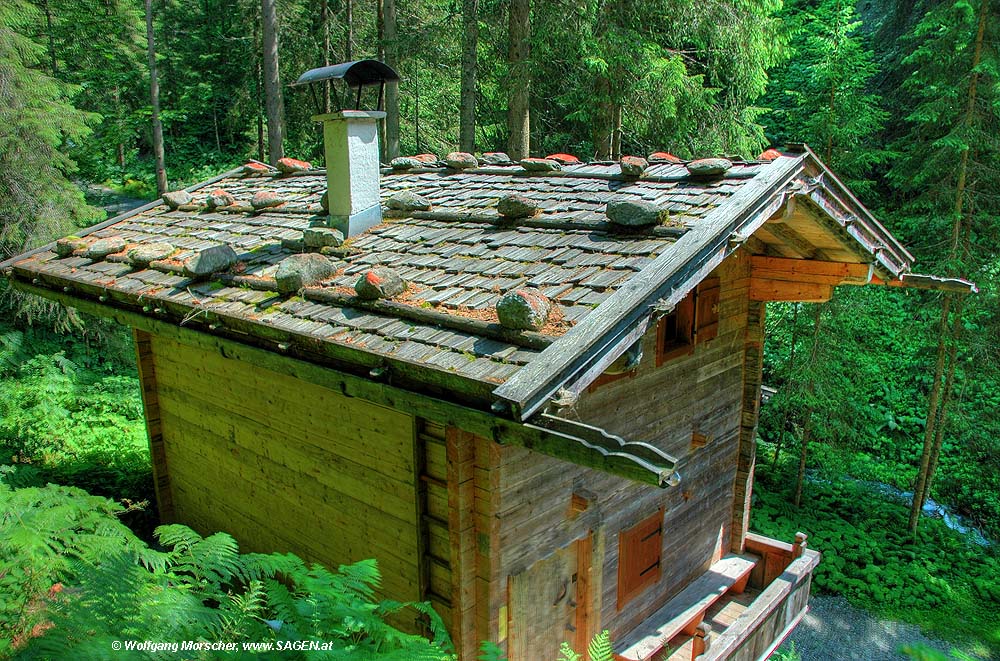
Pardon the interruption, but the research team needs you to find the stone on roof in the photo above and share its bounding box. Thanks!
[276,157,312,174]
[162,190,192,209]
[445,152,478,169]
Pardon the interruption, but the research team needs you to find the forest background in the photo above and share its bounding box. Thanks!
[0,0,998,658]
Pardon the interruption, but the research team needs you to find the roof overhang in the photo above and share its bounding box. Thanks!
[8,277,678,488]
[492,146,976,421]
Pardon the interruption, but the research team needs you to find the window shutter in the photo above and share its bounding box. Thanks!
[617,509,664,608]
[695,278,720,344]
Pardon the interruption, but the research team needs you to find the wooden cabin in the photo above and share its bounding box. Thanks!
[3,109,973,660]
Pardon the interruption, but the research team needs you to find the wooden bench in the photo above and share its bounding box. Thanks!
[614,554,757,661]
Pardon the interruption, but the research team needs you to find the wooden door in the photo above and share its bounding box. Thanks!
[507,535,592,661]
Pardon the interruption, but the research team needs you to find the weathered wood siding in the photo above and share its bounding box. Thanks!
[147,334,423,607]
[492,249,755,653]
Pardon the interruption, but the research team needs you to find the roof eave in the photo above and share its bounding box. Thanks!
[491,154,809,422]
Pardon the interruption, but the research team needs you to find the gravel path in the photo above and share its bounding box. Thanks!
[783,596,966,660]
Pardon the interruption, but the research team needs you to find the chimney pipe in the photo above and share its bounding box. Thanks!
[314,110,386,237]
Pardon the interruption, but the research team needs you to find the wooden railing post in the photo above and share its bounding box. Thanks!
[792,532,808,559]
[692,622,711,659]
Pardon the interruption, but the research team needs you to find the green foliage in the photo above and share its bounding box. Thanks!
[0,0,102,266]
[0,318,154,534]
[751,460,1000,657]
[900,643,980,661]
[770,643,801,661]
[2,482,453,660]
[0,482,154,656]
[762,0,888,196]
[477,641,507,661]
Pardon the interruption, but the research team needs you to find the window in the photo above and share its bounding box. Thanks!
[656,278,720,365]
[617,509,664,609]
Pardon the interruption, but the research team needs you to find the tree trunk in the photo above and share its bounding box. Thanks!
[611,103,622,160]
[907,0,985,534]
[321,0,331,113]
[382,0,399,161]
[793,304,824,508]
[42,0,57,74]
[772,303,801,471]
[507,0,530,159]
[909,294,951,532]
[261,0,285,165]
[459,0,479,152]
[592,75,612,160]
[921,299,964,507]
[145,0,167,195]
[345,0,353,60]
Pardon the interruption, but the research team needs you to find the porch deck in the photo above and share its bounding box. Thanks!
[615,532,820,661]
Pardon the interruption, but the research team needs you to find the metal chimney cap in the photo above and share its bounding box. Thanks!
[293,60,400,88]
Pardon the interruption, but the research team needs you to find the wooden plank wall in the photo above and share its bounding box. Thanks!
[489,249,755,652]
[147,334,423,610]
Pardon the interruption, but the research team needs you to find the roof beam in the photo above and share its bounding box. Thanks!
[749,278,833,303]
[760,221,817,259]
[750,256,978,294]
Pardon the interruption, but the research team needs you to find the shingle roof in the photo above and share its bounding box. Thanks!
[3,151,918,413]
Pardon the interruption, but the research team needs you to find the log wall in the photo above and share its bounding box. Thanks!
[147,333,424,613]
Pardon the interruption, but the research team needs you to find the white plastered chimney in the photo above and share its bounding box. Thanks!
[314,110,386,237]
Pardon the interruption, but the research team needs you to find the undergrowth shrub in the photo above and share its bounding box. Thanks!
[1,482,453,660]
[0,324,155,535]
[751,460,1000,657]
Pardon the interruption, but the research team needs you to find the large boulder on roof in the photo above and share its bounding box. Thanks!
[390,156,422,170]
[496,288,551,330]
[520,158,561,172]
[387,191,432,211]
[251,190,286,210]
[275,253,336,293]
[206,189,236,208]
[355,267,407,300]
[481,152,513,165]
[620,156,648,177]
[128,242,176,267]
[85,237,126,260]
[276,157,312,173]
[606,198,665,227]
[497,194,539,219]
[303,227,344,249]
[445,152,478,169]
[183,244,238,278]
[686,158,732,177]
[162,190,192,209]
[55,237,87,258]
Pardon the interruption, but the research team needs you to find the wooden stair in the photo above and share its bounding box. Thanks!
[661,589,758,661]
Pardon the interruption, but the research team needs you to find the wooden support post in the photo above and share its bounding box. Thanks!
[132,328,174,522]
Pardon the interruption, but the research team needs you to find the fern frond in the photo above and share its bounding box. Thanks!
[587,630,614,661]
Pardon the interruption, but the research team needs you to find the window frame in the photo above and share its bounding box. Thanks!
[655,278,720,366]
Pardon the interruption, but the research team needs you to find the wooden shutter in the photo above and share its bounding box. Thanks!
[617,509,664,609]
[695,278,720,344]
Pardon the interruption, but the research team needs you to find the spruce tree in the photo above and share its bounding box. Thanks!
[0,0,99,263]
